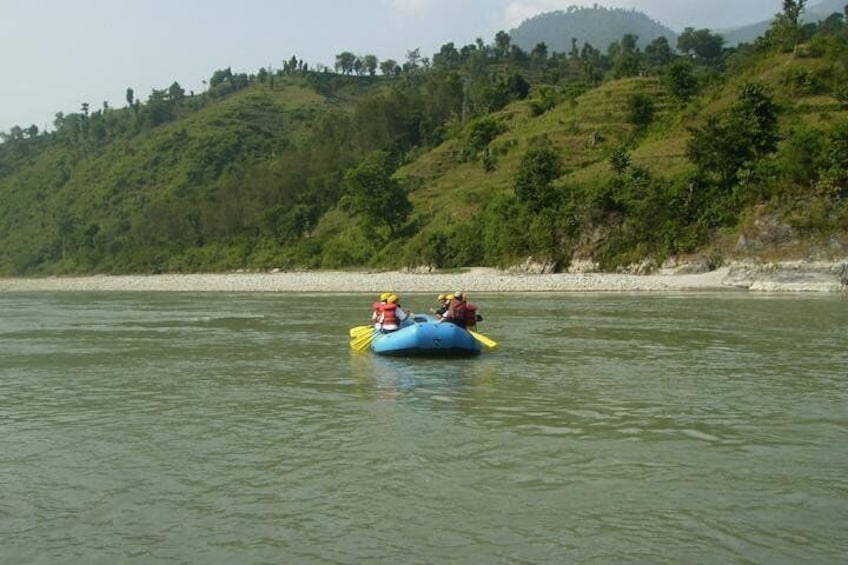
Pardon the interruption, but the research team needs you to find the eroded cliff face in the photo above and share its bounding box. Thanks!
[719,260,848,292]
[562,211,848,291]
[644,258,847,292]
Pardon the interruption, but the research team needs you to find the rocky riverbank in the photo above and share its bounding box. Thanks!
[0,260,845,293]
[720,260,848,292]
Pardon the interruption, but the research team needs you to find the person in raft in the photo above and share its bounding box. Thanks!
[439,291,482,331]
[461,293,482,331]
[376,294,411,333]
[430,293,450,317]
[439,292,468,329]
[371,292,392,328]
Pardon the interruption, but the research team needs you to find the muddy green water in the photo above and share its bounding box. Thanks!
[1,292,846,564]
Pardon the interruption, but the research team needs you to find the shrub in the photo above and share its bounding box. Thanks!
[780,66,826,96]
[627,93,656,128]
[513,146,564,212]
[466,116,505,152]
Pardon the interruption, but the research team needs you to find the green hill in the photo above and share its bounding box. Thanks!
[1,9,847,276]
[509,5,677,53]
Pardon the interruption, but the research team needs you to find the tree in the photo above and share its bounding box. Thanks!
[405,48,422,71]
[688,117,745,189]
[282,55,302,74]
[664,60,698,103]
[775,0,808,53]
[125,88,134,108]
[53,112,65,132]
[628,93,655,128]
[513,146,563,212]
[784,0,807,24]
[509,73,531,100]
[613,53,643,78]
[609,146,632,175]
[467,116,504,151]
[734,83,780,155]
[168,81,185,103]
[686,83,779,188]
[530,42,548,63]
[363,55,378,76]
[820,122,848,196]
[335,52,356,75]
[209,67,233,88]
[380,59,399,76]
[645,36,673,68]
[494,31,511,59]
[677,27,725,63]
[580,42,606,84]
[433,42,461,69]
[342,151,412,238]
[144,89,174,127]
[818,12,845,35]
[621,33,638,55]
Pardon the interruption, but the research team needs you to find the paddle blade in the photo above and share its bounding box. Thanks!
[349,325,373,338]
[351,329,377,352]
[469,330,498,350]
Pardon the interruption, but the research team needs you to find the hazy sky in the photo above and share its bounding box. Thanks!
[2,0,791,133]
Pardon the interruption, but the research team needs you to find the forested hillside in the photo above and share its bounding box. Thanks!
[509,5,677,53]
[1,1,846,276]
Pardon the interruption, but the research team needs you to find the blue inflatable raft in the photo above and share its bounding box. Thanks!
[371,314,482,357]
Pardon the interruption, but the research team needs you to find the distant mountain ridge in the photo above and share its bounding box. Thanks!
[508,1,846,53]
[509,5,677,54]
[720,0,846,46]
[805,0,848,20]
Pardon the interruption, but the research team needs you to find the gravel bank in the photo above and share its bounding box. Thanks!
[1,261,845,293]
[0,267,735,293]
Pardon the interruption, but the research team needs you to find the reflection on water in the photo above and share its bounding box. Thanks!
[1,291,846,564]
[349,352,501,403]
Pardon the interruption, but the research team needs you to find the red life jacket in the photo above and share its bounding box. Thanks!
[371,301,383,323]
[464,303,478,326]
[379,303,399,328]
[446,299,467,326]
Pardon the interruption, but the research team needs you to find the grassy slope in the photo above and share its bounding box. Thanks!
[0,80,369,273]
[391,77,671,240]
[2,49,845,274]
[388,52,847,261]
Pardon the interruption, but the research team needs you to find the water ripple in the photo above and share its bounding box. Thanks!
[1,292,846,563]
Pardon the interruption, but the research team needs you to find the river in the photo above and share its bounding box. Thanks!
[1,291,846,564]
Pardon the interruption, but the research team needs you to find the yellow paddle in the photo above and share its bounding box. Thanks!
[350,328,379,352]
[349,325,373,338]
[469,330,498,350]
